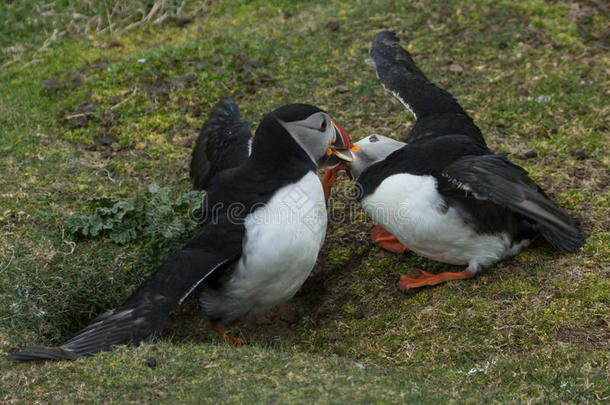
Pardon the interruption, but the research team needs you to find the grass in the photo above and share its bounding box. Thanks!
[1,0,608,403]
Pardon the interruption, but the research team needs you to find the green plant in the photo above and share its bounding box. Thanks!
[68,184,203,246]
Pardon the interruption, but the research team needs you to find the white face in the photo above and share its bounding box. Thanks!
[348,134,406,179]
[354,133,404,149]
[278,111,335,167]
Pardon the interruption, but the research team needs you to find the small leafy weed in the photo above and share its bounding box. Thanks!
[68,184,203,246]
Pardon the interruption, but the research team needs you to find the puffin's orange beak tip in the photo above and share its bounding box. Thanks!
[331,120,353,150]
[328,121,355,163]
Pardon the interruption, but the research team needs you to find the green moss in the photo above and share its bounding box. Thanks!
[328,247,352,267]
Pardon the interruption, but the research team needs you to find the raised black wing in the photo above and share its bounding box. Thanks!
[190,98,252,190]
[370,31,485,147]
[371,31,464,119]
[7,219,243,361]
[442,154,585,252]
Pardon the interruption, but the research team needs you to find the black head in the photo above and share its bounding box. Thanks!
[251,103,353,171]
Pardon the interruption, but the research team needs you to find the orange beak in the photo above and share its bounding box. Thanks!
[326,121,360,168]
[322,121,358,203]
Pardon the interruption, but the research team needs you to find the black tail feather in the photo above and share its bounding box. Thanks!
[538,216,586,253]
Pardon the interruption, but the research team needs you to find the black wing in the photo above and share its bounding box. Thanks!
[190,98,252,190]
[371,30,466,120]
[442,154,586,252]
[370,31,485,147]
[7,219,243,361]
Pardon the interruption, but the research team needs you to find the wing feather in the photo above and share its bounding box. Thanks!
[190,98,252,190]
[371,31,464,120]
[7,221,242,361]
[442,154,585,252]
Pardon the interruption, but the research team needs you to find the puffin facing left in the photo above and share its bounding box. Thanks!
[7,99,354,361]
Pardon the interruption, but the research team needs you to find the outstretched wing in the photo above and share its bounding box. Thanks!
[371,31,463,120]
[7,219,243,361]
[190,98,252,190]
[442,154,585,252]
[370,31,485,147]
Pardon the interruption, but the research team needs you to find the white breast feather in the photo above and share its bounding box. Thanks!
[362,174,529,273]
[205,171,327,323]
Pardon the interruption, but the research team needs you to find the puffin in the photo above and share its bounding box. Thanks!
[7,99,355,361]
[322,31,586,292]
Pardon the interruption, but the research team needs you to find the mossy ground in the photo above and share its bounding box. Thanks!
[1,0,608,403]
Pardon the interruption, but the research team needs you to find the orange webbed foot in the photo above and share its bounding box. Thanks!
[397,269,474,292]
[370,224,409,254]
[211,321,246,346]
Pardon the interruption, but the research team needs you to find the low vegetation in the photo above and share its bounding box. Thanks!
[1,0,608,402]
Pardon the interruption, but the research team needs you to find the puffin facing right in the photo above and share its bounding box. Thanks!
[323,31,586,291]
[7,99,354,361]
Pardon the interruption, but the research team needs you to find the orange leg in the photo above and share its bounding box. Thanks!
[210,321,245,346]
[397,269,474,292]
[370,224,409,254]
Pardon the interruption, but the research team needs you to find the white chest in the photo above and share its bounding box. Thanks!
[229,171,327,310]
[362,173,524,272]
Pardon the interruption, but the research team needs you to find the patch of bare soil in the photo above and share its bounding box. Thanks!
[556,323,610,350]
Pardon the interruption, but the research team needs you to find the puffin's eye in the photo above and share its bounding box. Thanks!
[319,119,327,132]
